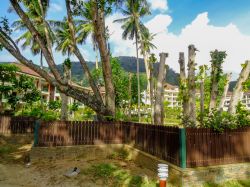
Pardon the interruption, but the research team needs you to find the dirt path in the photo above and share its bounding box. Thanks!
[0,158,156,187]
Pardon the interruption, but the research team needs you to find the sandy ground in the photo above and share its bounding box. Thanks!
[0,135,156,187]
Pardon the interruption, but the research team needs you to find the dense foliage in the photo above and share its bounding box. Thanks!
[0,64,41,112]
[203,103,250,132]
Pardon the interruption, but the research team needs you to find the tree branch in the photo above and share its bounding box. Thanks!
[65,0,104,105]
[10,0,64,84]
[0,33,106,115]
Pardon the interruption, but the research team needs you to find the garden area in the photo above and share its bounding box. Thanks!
[1,0,250,187]
[1,133,250,187]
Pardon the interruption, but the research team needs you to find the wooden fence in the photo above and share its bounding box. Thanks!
[1,115,250,168]
[0,115,35,134]
[37,121,181,166]
[186,127,250,167]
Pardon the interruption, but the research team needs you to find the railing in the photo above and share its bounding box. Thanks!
[0,115,35,134]
[36,121,181,166]
[186,127,250,167]
[1,115,250,168]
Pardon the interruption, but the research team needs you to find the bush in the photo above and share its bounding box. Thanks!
[203,103,250,132]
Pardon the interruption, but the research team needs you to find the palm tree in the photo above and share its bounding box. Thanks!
[12,0,52,106]
[77,1,99,69]
[53,19,75,120]
[114,0,150,122]
[139,31,156,104]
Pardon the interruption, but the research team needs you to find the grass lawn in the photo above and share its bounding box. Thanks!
[203,180,250,187]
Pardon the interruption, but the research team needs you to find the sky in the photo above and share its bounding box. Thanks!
[1,0,250,78]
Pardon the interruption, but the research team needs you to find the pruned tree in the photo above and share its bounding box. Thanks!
[218,72,232,112]
[154,53,168,125]
[198,64,208,125]
[228,60,250,114]
[187,45,198,126]
[149,53,157,123]
[60,59,71,120]
[209,50,227,111]
[178,52,189,119]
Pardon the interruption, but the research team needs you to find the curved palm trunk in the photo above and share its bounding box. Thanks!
[218,73,231,112]
[39,51,44,109]
[92,2,115,117]
[154,53,168,125]
[228,61,250,114]
[135,33,141,122]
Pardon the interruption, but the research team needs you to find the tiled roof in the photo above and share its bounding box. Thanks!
[164,83,179,90]
[8,62,42,78]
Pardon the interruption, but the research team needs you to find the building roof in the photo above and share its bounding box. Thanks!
[0,62,105,94]
[164,83,179,90]
[0,62,42,78]
[12,62,41,78]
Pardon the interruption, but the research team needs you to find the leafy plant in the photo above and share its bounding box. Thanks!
[203,103,250,132]
[48,100,61,111]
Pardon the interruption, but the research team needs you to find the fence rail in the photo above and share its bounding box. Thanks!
[1,115,250,168]
[0,115,35,134]
[186,127,250,167]
[37,121,181,166]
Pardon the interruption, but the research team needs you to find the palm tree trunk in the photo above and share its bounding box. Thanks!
[95,48,99,69]
[0,81,4,113]
[92,3,115,117]
[228,61,250,114]
[128,73,132,119]
[154,53,168,125]
[187,45,197,126]
[218,73,231,112]
[39,51,44,109]
[149,62,154,124]
[61,53,70,121]
[135,33,141,122]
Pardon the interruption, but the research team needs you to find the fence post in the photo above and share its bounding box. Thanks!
[34,120,40,147]
[179,128,186,168]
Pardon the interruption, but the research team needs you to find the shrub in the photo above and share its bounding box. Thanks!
[203,103,250,132]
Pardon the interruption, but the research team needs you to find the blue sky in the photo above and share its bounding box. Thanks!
[0,0,250,74]
[167,0,250,35]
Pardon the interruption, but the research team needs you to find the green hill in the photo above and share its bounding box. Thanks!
[57,56,180,86]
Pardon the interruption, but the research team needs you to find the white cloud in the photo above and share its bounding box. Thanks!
[148,0,168,12]
[145,14,172,33]
[49,3,63,12]
[107,12,250,75]
[106,13,136,57]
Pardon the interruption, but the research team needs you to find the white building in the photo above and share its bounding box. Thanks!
[223,91,250,111]
[163,83,180,108]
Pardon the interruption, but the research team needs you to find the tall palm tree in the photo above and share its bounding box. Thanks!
[12,0,52,105]
[53,19,75,120]
[114,0,150,122]
[139,31,156,104]
[77,1,100,69]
